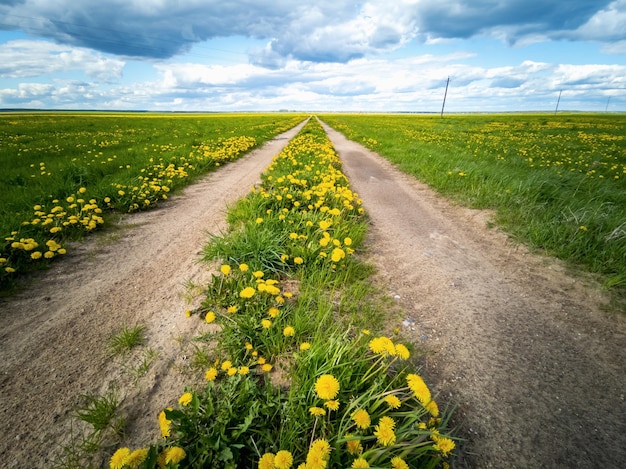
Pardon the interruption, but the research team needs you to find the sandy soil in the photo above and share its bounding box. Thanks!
[2,118,625,468]
[321,120,626,469]
[0,121,307,468]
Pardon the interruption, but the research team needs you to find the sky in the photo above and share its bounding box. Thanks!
[0,0,625,112]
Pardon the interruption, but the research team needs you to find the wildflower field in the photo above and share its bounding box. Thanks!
[0,113,304,288]
[321,114,626,301]
[108,119,456,468]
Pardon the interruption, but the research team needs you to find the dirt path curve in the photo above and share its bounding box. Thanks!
[321,120,626,469]
[0,120,308,468]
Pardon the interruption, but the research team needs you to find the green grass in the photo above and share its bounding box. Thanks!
[320,113,626,305]
[0,113,305,288]
[109,324,147,355]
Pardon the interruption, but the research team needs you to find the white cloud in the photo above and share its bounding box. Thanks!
[0,40,124,81]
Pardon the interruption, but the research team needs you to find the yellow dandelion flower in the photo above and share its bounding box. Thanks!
[262,319,272,329]
[432,435,456,457]
[164,446,186,464]
[368,336,395,356]
[351,409,371,430]
[30,251,42,260]
[344,237,352,246]
[406,373,431,405]
[253,270,265,278]
[299,342,311,351]
[275,450,293,469]
[239,263,249,272]
[283,292,293,298]
[374,422,396,446]
[185,309,192,318]
[221,360,232,371]
[351,457,370,468]
[331,247,345,262]
[178,392,193,406]
[345,434,363,455]
[205,367,218,381]
[314,374,340,400]
[395,343,410,360]
[110,447,130,469]
[269,307,280,318]
[256,217,263,224]
[245,342,253,350]
[240,286,256,298]
[383,394,402,409]
[275,296,285,304]
[294,257,304,265]
[227,305,238,314]
[227,367,238,376]
[205,311,216,323]
[158,409,172,438]
[238,366,250,375]
[126,448,149,468]
[379,416,396,429]
[283,326,295,337]
[258,357,266,364]
[319,220,331,230]
[426,399,440,417]
[262,363,273,372]
[324,399,340,411]
[391,456,409,469]
[220,264,231,275]
[305,450,327,469]
[78,187,87,193]
[309,406,326,416]
[310,438,331,457]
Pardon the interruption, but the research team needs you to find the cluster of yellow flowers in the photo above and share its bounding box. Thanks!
[109,445,186,469]
[1,187,104,276]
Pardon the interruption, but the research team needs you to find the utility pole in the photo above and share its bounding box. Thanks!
[554,89,562,115]
[440,76,450,118]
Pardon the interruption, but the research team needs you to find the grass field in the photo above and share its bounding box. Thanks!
[321,114,626,301]
[0,113,305,286]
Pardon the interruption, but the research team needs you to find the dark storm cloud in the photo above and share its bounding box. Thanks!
[0,0,623,63]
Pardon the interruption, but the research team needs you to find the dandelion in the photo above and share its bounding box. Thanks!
[178,392,193,406]
[406,373,431,406]
[294,257,304,265]
[262,319,272,329]
[351,457,370,468]
[345,434,363,455]
[126,448,149,468]
[310,439,331,457]
[227,367,238,376]
[374,419,396,446]
[395,343,410,360]
[275,450,293,469]
[239,263,249,272]
[30,251,42,260]
[164,446,186,464]
[309,406,326,416]
[319,220,331,230]
[432,433,456,457]
[205,311,216,323]
[268,308,280,320]
[331,247,345,262]
[426,399,440,417]
[299,342,311,351]
[221,360,233,371]
[227,305,238,314]
[220,264,231,275]
[351,408,371,430]
[256,217,263,224]
[391,456,409,469]
[185,309,192,318]
[205,367,218,381]
[253,270,265,278]
[158,409,171,437]
[238,366,250,375]
[314,374,340,400]
[383,394,402,409]
[324,399,340,411]
[368,336,395,356]
[110,447,130,469]
[240,286,256,298]
[283,326,295,337]
[245,342,253,350]
[262,363,273,372]
[344,237,352,246]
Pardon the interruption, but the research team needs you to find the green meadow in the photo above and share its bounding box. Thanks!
[0,113,305,286]
[321,114,626,303]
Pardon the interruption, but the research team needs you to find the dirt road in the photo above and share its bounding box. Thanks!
[2,118,625,468]
[0,121,307,468]
[321,120,626,468]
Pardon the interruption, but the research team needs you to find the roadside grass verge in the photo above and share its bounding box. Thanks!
[107,118,456,468]
[320,114,626,308]
[0,113,305,290]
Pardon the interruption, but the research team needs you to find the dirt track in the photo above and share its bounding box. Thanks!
[1,119,625,468]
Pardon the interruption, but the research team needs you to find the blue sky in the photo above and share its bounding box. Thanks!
[0,0,625,112]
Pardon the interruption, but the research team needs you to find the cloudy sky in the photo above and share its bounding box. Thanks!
[0,0,625,112]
